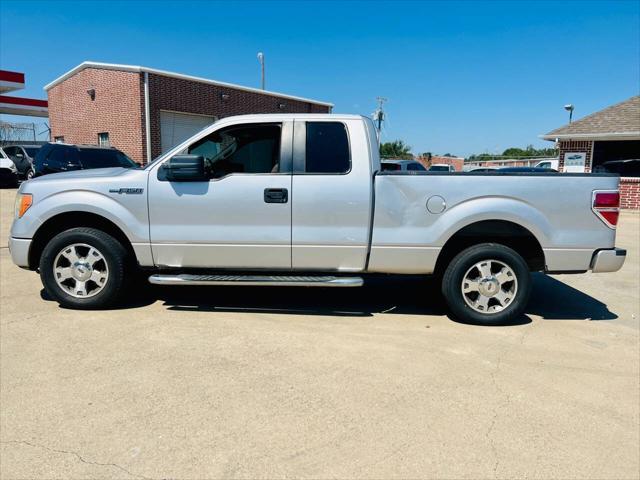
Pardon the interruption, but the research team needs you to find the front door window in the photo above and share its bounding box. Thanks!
[188,124,281,178]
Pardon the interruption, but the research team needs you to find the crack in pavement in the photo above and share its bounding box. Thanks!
[484,340,516,478]
[484,324,538,476]
[1,440,153,480]
[486,355,503,476]
[1,313,47,326]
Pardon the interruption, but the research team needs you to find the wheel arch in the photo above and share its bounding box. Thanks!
[433,219,545,275]
[28,212,137,270]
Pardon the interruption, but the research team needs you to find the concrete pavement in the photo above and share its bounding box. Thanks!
[0,187,638,479]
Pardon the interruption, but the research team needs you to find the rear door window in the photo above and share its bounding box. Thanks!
[305,122,350,174]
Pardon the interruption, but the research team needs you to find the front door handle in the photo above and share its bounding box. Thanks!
[264,188,288,203]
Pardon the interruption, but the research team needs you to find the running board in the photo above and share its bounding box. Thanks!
[148,274,364,287]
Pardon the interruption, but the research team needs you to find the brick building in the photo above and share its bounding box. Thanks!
[45,62,332,164]
[541,95,639,209]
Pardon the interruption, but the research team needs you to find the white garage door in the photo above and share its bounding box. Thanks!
[160,111,216,153]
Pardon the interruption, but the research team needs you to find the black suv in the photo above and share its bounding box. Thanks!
[33,143,138,177]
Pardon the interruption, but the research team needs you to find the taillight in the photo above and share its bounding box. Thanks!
[592,190,620,228]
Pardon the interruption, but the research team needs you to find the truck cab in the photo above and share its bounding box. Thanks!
[148,114,378,271]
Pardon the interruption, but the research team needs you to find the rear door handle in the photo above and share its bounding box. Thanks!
[264,188,288,203]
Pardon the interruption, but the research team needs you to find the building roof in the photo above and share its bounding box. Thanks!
[541,95,640,141]
[43,61,334,107]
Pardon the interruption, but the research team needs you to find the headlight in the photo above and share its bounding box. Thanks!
[8,162,17,173]
[15,193,33,218]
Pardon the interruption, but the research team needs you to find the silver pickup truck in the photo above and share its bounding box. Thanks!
[9,114,626,324]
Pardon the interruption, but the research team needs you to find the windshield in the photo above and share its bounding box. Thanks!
[24,147,40,157]
[145,119,219,169]
[77,149,138,169]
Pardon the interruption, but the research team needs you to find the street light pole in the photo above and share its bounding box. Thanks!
[257,52,265,90]
[564,104,574,123]
[374,96,387,133]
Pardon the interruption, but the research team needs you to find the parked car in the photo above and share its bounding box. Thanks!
[10,114,625,325]
[534,159,559,170]
[381,159,426,171]
[0,148,19,187]
[593,159,640,177]
[33,143,138,177]
[2,145,41,180]
[498,166,558,173]
[429,163,456,172]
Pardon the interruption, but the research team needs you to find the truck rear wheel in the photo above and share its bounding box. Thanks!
[39,228,128,309]
[441,243,531,325]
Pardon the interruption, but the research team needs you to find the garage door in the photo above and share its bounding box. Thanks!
[160,111,216,153]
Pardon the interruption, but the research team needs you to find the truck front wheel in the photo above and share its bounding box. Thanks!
[39,228,128,309]
[441,243,531,325]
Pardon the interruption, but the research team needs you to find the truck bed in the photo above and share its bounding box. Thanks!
[367,171,620,273]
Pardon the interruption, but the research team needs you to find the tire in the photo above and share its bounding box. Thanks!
[26,168,34,181]
[39,228,129,309]
[441,243,531,325]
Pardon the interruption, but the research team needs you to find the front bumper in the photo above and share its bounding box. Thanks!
[591,248,626,273]
[8,237,31,269]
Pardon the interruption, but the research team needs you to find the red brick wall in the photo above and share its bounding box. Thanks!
[48,68,146,164]
[620,177,640,210]
[558,140,593,172]
[147,74,330,159]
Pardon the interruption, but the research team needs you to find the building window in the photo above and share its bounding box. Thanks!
[54,136,64,143]
[98,132,110,147]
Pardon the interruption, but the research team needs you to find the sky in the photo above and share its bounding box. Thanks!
[0,0,638,156]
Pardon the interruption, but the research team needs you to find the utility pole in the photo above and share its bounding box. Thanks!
[257,52,265,90]
[373,96,387,140]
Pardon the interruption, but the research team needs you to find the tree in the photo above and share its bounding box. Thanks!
[467,145,559,161]
[502,145,558,158]
[380,140,412,159]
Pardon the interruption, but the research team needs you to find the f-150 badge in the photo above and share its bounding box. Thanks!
[109,188,144,194]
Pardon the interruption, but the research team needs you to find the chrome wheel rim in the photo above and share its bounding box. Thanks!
[461,259,517,314]
[53,243,109,298]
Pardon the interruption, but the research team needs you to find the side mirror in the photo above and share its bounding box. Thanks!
[162,155,208,182]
